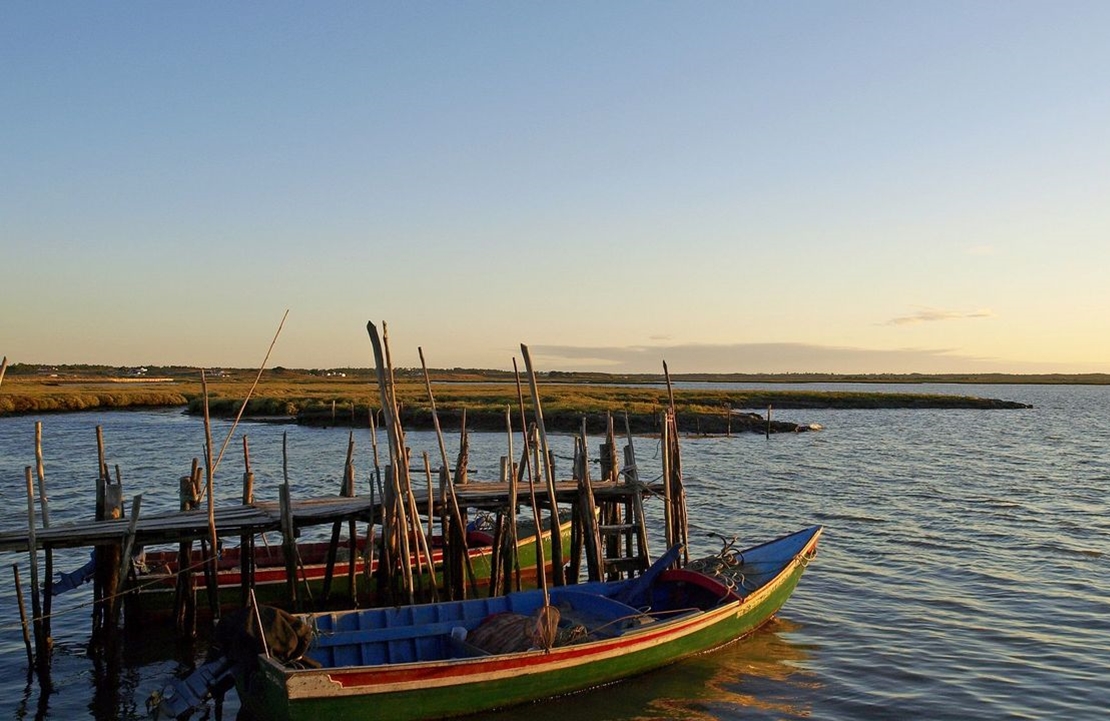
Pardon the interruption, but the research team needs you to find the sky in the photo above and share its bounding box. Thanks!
[3,2,1109,374]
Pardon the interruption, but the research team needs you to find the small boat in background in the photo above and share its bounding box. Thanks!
[129,516,572,620]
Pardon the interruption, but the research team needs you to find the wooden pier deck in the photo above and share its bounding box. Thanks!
[0,479,659,552]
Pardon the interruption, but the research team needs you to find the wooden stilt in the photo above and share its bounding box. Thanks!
[200,370,221,623]
[34,422,53,642]
[519,345,565,586]
[12,564,34,668]
[417,344,478,599]
[25,467,49,682]
[367,322,416,604]
[280,433,299,612]
[240,436,255,609]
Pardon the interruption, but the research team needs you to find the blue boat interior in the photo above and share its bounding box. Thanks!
[301,526,819,669]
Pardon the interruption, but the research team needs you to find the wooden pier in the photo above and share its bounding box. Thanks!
[0,479,659,553]
[2,325,691,704]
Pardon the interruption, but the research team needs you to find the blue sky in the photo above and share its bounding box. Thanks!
[3,2,1109,373]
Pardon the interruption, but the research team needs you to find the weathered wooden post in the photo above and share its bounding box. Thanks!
[25,467,49,682]
[240,436,255,608]
[12,564,34,667]
[519,344,565,586]
[280,432,299,612]
[34,422,53,642]
[200,370,221,623]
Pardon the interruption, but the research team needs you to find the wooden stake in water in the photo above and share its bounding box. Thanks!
[12,564,33,667]
[25,467,48,681]
[418,345,478,599]
[200,370,221,623]
[240,436,255,608]
[519,344,565,587]
[367,321,415,604]
[34,422,53,642]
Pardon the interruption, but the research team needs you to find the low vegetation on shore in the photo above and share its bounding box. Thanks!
[0,364,1036,434]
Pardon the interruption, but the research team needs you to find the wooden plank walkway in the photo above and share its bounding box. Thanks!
[0,479,661,552]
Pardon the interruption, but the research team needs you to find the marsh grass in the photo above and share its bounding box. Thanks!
[0,369,1029,433]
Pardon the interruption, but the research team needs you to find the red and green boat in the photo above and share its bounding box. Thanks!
[130,517,572,620]
[210,524,821,721]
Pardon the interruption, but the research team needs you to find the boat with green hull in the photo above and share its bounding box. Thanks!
[226,525,821,721]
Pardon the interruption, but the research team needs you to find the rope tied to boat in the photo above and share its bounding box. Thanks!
[686,533,757,593]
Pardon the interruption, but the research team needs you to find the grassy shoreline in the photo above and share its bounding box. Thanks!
[1,366,1033,434]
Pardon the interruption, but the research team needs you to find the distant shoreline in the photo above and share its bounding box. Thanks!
[1,365,1035,434]
[3,362,1110,385]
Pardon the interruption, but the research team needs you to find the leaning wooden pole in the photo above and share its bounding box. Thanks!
[240,437,255,608]
[366,321,415,604]
[200,370,221,623]
[210,310,289,479]
[12,564,34,668]
[519,344,565,586]
[512,360,548,594]
[279,433,299,611]
[34,422,53,642]
[418,346,479,598]
[25,467,48,682]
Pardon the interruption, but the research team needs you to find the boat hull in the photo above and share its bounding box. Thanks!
[241,526,821,721]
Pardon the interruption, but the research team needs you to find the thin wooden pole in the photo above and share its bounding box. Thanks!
[623,413,651,564]
[345,433,359,606]
[12,564,34,667]
[34,422,53,641]
[279,432,300,611]
[513,361,548,599]
[115,495,142,630]
[25,467,48,681]
[0,355,7,388]
[504,406,520,592]
[366,322,414,604]
[519,345,565,586]
[661,414,674,550]
[240,436,255,608]
[418,345,478,598]
[174,462,199,637]
[210,309,289,478]
[200,370,221,623]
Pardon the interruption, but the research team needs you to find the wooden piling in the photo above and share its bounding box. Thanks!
[200,370,221,623]
[25,467,48,681]
[174,461,199,637]
[519,345,565,586]
[344,433,359,605]
[240,436,255,608]
[34,422,53,642]
[12,564,34,668]
[280,433,299,612]
[417,344,477,599]
[114,495,142,631]
[367,322,415,604]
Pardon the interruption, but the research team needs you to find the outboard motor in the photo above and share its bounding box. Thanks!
[147,605,318,720]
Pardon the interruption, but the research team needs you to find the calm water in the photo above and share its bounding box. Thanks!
[1,383,1108,720]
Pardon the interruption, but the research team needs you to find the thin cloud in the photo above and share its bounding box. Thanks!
[886,308,994,326]
[527,341,1001,374]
